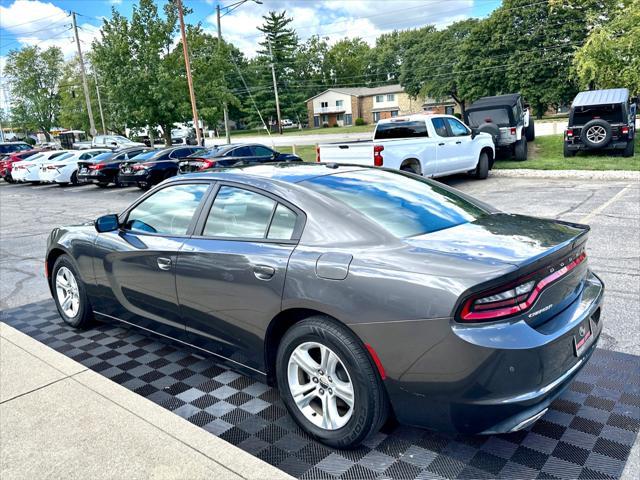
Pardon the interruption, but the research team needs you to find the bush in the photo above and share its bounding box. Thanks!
[332,123,339,127]
[454,112,462,119]
[24,137,36,145]
[322,123,329,128]
[355,117,366,126]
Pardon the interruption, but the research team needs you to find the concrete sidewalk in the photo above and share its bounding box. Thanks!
[0,322,292,480]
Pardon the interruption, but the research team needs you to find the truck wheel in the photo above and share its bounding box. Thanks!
[581,119,612,149]
[622,140,635,157]
[525,118,535,141]
[473,152,489,179]
[400,160,421,175]
[563,142,576,158]
[514,136,528,161]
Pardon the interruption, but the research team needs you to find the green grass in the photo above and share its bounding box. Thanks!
[494,135,638,171]
[230,124,374,138]
[278,134,638,170]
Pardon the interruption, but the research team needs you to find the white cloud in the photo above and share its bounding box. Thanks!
[207,0,477,57]
[0,0,100,58]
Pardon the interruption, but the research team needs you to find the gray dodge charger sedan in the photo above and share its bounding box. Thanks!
[46,163,604,448]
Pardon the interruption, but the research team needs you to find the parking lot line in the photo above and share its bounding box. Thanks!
[579,185,632,224]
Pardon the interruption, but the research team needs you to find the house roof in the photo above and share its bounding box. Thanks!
[572,88,629,107]
[306,84,404,102]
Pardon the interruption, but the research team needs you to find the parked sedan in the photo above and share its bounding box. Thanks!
[46,163,603,448]
[0,148,45,182]
[118,145,204,190]
[12,150,73,183]
[77,146,154,187]
[39,149,110,186]
[178,143,302,173]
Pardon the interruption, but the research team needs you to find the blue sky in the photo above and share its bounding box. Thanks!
[1,0,502,59]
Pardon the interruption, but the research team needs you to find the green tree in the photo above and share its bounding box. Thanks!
[325,38,371,86]
[5,46,64,140]
[58,58,100,134]
[574,0,639,93]
[400,23,473,114]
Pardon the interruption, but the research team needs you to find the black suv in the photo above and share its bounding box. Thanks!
[564,88,636,157]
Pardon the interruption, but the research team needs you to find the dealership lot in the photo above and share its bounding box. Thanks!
[1,174,639,478]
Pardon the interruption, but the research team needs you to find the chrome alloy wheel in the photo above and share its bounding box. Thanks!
[287,341,355,430]
[55,266,80,318]
[586,125,607,144]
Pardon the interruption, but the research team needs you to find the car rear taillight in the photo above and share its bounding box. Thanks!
[510,127,517,135]
[621,126,629,135]
[89,163,105,170]
[316,146,320,163]
[459,252,587,322]
[373,145,384,167]
[189,158,216,170]
[566,129,574,138]
[133,162,152,170]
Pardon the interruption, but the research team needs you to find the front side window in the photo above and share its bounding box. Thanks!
[431,118,449,137]
[252,146,273,157]
[446,118,470,137]
[124,184,208,235]
[204,186,275,239]
[304,170,487,237]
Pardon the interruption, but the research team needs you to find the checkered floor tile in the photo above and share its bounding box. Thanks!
[2,300,639,479]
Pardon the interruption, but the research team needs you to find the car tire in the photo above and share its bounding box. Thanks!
[57,182,69,187]
[525,118,535,141]
[622,140,635,157]
[96,182,109,188]
[137,182,150,191]
[581,119,612,149]
[70,170,79,185]
[514,136,528,161]
[563,142,576,158]
[474,151,489,179]
[51,255,93,328]
[276,316,389,448]
[400,161,420,175]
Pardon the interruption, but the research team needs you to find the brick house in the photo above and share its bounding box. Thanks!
[306,84,457,128]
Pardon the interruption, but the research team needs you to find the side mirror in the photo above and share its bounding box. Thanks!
[110,142,118,147]
[95,214,119,233]
[471,128,478,139]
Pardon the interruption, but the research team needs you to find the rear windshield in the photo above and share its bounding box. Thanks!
[466,108,511,127]
[129,150,157,162]
[572,105,624,125]
[374,121,428,140]
[188,146,228,159]
[91,152,114,162]
[303,170,487,237]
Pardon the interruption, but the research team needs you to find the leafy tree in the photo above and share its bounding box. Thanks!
[5,46,64,140]
[325,38,371,86]
[58,58,101,134]
[574,0,639,93]
[368,30,420,85]
[401,23,473,114]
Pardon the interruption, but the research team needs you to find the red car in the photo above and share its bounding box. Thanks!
[0,149,45,182]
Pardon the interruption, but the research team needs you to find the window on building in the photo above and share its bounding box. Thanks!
[390,110,399,117]
[387,94,395,102]
[337,113,344,122]
[345,114,353,126]
[375,95,384,103]
[313,116,320,128]
[373,112,381,122]
[320,101,328,108]
[336,100,344,107]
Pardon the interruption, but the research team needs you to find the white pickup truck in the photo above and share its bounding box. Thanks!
[317,114,495,179]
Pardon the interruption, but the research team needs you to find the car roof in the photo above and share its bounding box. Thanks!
[467,93,521,110]
[177,162,365,185]
[572,88,629,107]
[376,113,458,124]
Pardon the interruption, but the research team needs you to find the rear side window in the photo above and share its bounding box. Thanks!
[252,146,274,157]
[304,170,487,237]
[124,184,208,235]
[432,118,449,137]
[204,186,275,238]
[267,204,297,240]
[374,121,428,140]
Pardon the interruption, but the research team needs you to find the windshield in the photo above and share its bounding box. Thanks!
[112,136,131,142]
[303,170,487,237]
[572,105,624,125]
[466,108,511,127]
[375,121,428,140]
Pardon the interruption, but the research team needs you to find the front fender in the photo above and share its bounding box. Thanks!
[47,224,98,286]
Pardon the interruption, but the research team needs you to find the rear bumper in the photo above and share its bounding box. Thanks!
[78,170,111,184]
[565,140,631,151]
[352,270,604,434]
[118,172,149,186]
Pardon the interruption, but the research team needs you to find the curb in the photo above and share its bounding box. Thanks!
[491,169,640,181]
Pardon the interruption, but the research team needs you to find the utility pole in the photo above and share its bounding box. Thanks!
[93,71,107,135]
[268,38,283,135]
[71,11,96,137]
[177,0,202,146]
[216,4,231,144]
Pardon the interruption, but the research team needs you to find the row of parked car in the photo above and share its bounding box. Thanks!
[0,143,302,189]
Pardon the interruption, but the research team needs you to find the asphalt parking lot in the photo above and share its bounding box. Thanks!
[1,173,638,478]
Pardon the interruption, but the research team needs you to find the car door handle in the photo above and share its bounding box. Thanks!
[157,257,172,271]
[438,142,445,146]
[253,265,275,280]
[455,141,462,144]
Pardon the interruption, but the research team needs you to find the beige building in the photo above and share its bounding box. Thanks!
[306,84,457,128]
